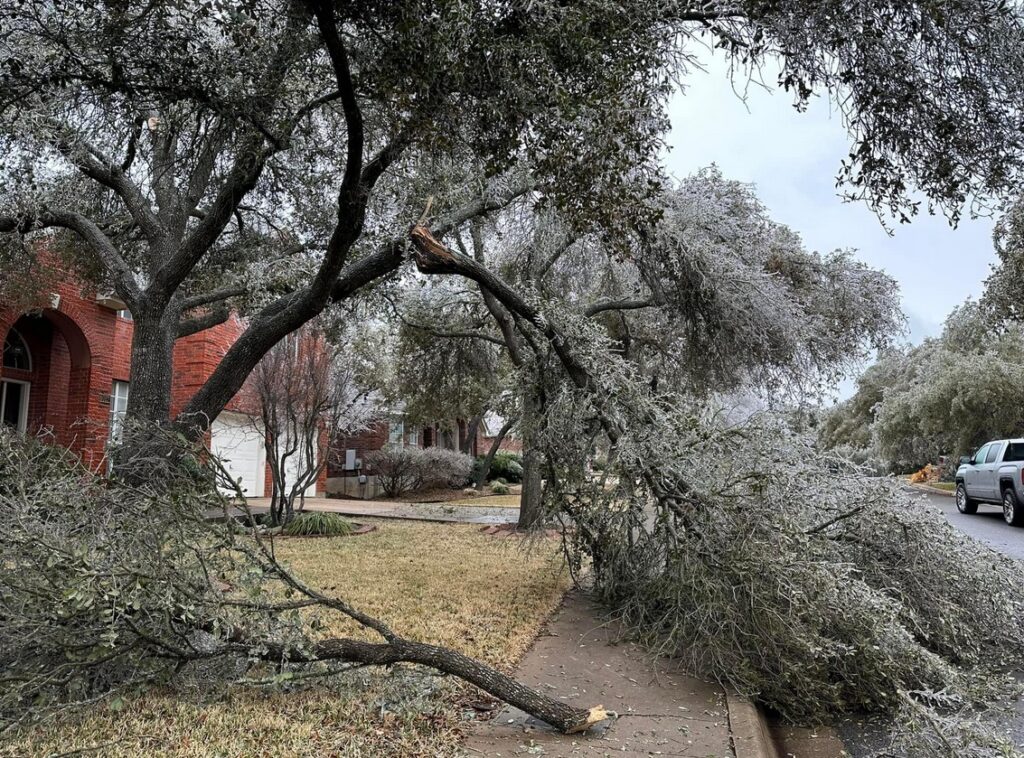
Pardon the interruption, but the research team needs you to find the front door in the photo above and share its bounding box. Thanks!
[0,379,29,432]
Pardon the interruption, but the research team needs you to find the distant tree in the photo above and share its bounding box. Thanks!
[982,200,1024,324]
[384,281,508,454]
[821,303,1024,471]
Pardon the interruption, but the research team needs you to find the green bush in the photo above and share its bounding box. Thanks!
[490,481,510,495]
[488,451,523,483]
[283,512,355,537]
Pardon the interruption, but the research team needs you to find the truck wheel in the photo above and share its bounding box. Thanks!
[1002,488,1024,527]
[955,483,978,514]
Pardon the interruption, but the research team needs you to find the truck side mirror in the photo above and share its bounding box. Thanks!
[959,456,971,465]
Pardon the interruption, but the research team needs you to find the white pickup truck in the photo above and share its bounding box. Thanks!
[955,439,1024,526]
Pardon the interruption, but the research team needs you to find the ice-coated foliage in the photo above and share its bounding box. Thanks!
[820,303,1024,471]
[0,430,311,730]
[443,296,1024,743]
[982,198,1024,323]
[485,168,903,400]
[3,0,1024,431]
[636,169,903,395]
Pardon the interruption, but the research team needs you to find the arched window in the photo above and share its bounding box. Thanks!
[2,329,31,371]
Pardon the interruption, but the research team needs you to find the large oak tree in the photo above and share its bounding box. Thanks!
[2,0,1023,440]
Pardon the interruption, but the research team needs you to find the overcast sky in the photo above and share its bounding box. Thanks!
[663,52,998,351]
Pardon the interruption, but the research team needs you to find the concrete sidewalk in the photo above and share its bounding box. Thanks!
[214,496,520,525]
[464,591,775,757]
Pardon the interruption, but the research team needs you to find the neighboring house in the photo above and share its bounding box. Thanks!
[0,265,325,498]
[327,411,520,498]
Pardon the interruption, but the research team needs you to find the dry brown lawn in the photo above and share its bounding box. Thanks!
[2,520,570,758]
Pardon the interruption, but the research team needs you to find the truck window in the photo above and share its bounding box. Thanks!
[973,445,990,465]
[986,443,1002,463]
[1006,443,1024,462]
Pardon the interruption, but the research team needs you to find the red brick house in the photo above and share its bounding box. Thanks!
[327,413,520,498]
[0,266,325,497]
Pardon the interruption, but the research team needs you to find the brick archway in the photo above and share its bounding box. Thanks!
[1,309,98,460]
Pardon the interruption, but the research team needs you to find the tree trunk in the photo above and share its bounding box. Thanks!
[518,446,545,529]
[461,412,484,455]
[517,385,546,530]
[113,305,180,481]
[125,307,178,424]
[475,418,515,489]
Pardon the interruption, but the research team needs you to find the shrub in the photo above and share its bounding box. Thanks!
[367,448,421,497]
[368,447,474,497]
[488,451,523,483]
[490,481,510,495]
[418,447,474,489]
[282,512,355,536]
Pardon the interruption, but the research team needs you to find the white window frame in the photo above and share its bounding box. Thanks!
[0,378,30,433]
[108,380,130,444]
[387,420,405,450]
[2,328,32,372]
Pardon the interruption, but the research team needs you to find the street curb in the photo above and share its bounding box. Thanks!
[909,483,955,497]
[726,692,780,758]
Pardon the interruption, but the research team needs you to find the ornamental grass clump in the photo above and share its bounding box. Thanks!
[282,512,355,537]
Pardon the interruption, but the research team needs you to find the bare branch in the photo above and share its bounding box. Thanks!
[179,285,247,311]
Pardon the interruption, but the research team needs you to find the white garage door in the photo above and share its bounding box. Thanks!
[282,429,318,498]
[210,413,265,498]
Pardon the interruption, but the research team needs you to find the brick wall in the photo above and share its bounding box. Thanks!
[1,270,119,468]
[329,420,390,477]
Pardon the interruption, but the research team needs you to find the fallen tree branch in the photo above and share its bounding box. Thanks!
[217,452,608,735]
[243,631,608,734]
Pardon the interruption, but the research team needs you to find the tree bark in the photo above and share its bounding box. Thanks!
[125,306,178,424]
[113,303,182,481]
[474,417,515,489]
[516,382,547,529]
[518,446,545,529]
[252,633,607,734]
[461,412,484,455]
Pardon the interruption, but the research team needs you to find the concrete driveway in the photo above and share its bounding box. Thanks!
[216,496,520,525]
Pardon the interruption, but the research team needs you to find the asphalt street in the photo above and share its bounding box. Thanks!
[835,487,1024,757]
[915,487,1024,560]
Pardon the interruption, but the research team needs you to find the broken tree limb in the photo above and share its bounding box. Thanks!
[408,220,710,519]
[247,632,607,734]
[225,496,610,735]
[410,223,592,389]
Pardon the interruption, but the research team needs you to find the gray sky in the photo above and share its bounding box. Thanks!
[663,52,997,348]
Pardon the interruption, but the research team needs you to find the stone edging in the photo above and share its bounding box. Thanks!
[726,693,780,758]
